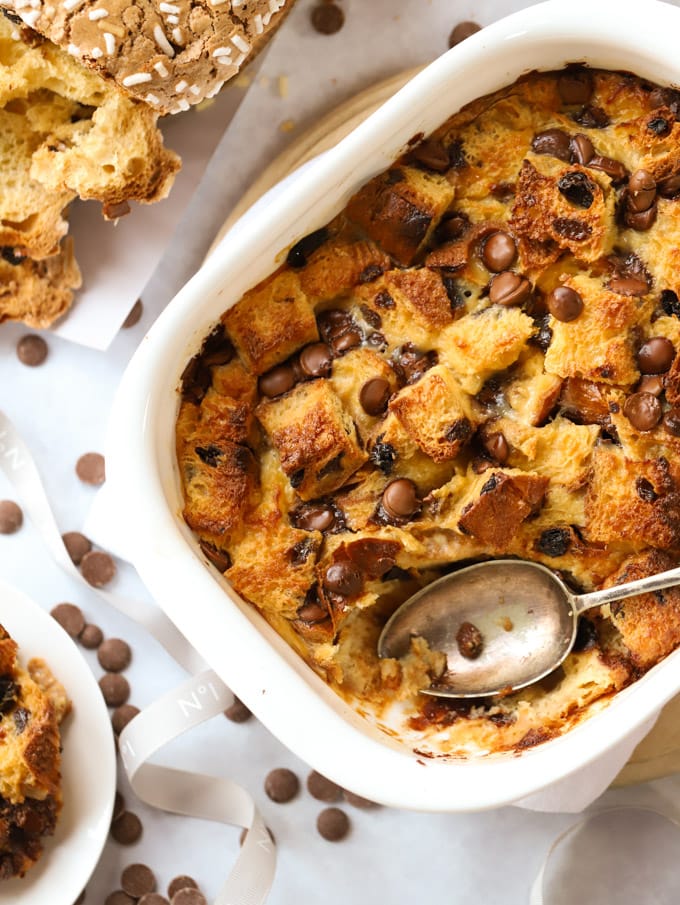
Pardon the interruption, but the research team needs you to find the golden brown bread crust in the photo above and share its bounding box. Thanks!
[0,625,68,880]
[0,238,81,327]
[176,68,680,756]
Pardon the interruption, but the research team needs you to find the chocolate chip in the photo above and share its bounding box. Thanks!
[623,392,663,431]
[17,334,48,366]
[382,478,420,520]
[628,169,656,212]
[489,271,531,307]
[0,500,22,534]
[536,527,572,557]
[331,327,362,354]
[482,433,509,464]
[359,377,391,415]
[299,342,332,377]
[570,133,594,165]
[608,276,649,297]
[638,337,675,374]
[557,171,595,208]
[111,704,140,735]
[448,20,481,47]
[50,602,85,637]
[258,364,296,398]
[198,540,231,572]
[291,504,336,532]
[110,811,142,845]
[287,228,329,267]
[76,452,106,486]
[392,343,437,384]
[658,173,680,198]
[139,895,169,905]
[80,623,104,649]
[171,889,207,905]
[624,202,658,231]
[547,286,583,322]
[167,878,199,899]
[310,2,344,34]
[62,531,92,564]
[264,767,299,803]
[105,893,136,905]
[121,864,156,898]
[307,770,343,803]
[122,299,143,329]
[572,105,609,128]
[456,621,484,659]
[316,807,350,841]
[323,562,362,597]
[81,550,116,587]
[98,638,132,672]
[481,231,517,272]
[531,129,571,162]
[100,673,130,707]
[588,155,626,183]
[343,790,379,809]
[663,408,680,436]
[411,138,451,173]
[224,696,252,723]
[558,69,593,105]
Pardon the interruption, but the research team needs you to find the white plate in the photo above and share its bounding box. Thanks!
[0,581,115,904]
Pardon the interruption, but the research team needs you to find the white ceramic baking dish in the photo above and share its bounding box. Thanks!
[107,0,680,811]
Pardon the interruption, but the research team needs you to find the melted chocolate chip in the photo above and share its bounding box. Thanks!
[481,231,517,272]
[557,171,595,208]
[489,271,531,306]
[531,128,571,162]
[558,69,593,105]
[623,392,663,430]
[286,227,329,267]
[259,364,296,398]
[323,563,362,597]
[359,377,391,415]
[408,138,450,173]
[199,541,231,572]
[299,342,333,377]
[588,155,627,183]
[638,337,675,374]
[381,479,420,521]
[624,202,658,231]
[608,276,649,297]
[547,286,583,322]
[571,105,609,128]
[290,504,337,533]
[482,432,509,464]
[570,133,594,165]
[628,169,657,212]
[663,409,680,436]
[658,174,680,198]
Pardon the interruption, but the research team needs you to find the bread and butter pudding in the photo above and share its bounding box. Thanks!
[0,624,70,879]
[176,67,680,757]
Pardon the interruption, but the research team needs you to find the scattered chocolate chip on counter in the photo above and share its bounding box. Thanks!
[307,770,343,803]
[344,790,379,809]
[311,2,344,35]
[62,530,93,564]
[316,807,350,841]
[81,550,117,587]
[80,622,104,649]
[0,499,23,534]
[98,638,132,672]
[171,889,208,905]
[50,602,86,637]
[75,452,106,486]
[448,20,481,48]
[100,672,131,707]
[122,299,144,329]
[121,863,156,898]
[17,333,48,366]
[110,810,143,845]
[224,696,252,723]
[456,621,484,659]
[167,877,199,899]
[105,892,136,905]
[264,767,300,803]
[112,704,140,735]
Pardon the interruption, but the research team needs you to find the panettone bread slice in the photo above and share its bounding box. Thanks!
[0,238,81,327]
[0,624,70,880]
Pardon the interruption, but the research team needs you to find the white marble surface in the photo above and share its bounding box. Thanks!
[4,0,680,902]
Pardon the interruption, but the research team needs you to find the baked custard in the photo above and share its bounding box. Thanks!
[176,68,680,756]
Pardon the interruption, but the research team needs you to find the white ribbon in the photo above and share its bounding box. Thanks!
[0,411,276,905]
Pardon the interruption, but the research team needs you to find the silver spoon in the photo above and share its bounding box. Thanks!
[377,558,680,698]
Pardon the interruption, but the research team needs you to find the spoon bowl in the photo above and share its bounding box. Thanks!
[378,557,680,698]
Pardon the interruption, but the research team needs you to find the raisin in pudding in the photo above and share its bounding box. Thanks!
[0,625,69,879]
[176,68,680,757]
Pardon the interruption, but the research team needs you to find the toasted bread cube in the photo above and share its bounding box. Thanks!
[603,550,680,670]
[505,349,563,426]
[329,347,398,442]
[436,306,535,394]
[299,235,391,303]
[367,413,459,494]
[227,520,322,621]
[211,358,259,401]
[194,387,256,446]
[544,273,649,386]
[584,444,680,550]
[180,435,257,537]
[623,202,680,301]
[354,268,455,350]
[499,416,599,490]
[388,365,476,463]
[256,379,366,500]
[223,270,318,375]
[608,107,680,183]
[346,165,455,265]
[456,469,549,548]
[510,158,615,263]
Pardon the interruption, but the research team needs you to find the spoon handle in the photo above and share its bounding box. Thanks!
[573,565,680,615]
